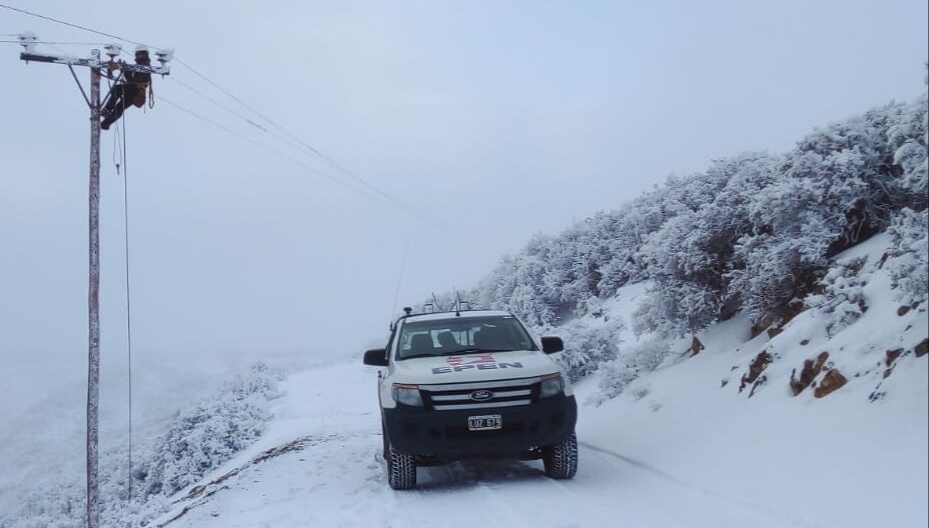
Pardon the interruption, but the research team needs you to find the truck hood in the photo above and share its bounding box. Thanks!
[391,349,562,386]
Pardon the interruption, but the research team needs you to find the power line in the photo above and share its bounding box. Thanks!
[2,1,451,230]
[164,74,443,224]
[166,76,314,156]
[172,58,328,158]
[0,39,110,45]
[172,58,430,218]
[0,3,151,47]
[160,78,449,229]
[168,69,400,194]
[390,236,412,320]
[45,43,72,57]
[116,110,134,504]
[162,85,449,229]
[158,95,389,204]
[1,2,398,197]
[157,96,455,231]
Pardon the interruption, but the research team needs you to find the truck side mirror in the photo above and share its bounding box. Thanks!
[363,348,389,366]
[540,336,564,354]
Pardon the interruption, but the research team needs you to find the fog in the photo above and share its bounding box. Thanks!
[1,0,926,425]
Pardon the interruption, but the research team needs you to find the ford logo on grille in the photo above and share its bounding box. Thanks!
[469,390,494,402]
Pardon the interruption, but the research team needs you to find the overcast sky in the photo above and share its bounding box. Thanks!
[1,0,927,406]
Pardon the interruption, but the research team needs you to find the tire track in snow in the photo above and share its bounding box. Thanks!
[403,457,630,528]
[539,475,638,528]
[467,481,526,526]
[579,441,819,528]
[156,432,377,527]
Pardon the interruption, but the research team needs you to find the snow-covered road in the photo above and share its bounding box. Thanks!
[156,362,822,528]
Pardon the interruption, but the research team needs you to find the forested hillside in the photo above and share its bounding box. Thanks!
[439,82,928,382]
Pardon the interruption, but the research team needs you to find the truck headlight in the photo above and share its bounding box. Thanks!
[392,383,424,406]
[539,373,564,398]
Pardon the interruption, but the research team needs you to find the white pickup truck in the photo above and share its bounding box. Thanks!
[363,309,578,489]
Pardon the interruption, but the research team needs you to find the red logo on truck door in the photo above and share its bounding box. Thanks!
[432,354,523,375]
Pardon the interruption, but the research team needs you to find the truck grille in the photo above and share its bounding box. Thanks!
[420,377,540,411]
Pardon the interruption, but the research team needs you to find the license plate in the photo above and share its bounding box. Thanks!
[468,414,502,431]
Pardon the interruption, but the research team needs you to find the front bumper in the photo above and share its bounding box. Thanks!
[383,395,577,457]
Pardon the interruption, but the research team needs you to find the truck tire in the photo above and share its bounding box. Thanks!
[387,445,417,490]
[543,432,578,479]
[381,423,389,460]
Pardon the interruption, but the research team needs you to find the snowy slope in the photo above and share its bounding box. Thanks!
[5,234,924,528]
[149,234,928,528]
[152,363,811,528]
[151,345,926,528]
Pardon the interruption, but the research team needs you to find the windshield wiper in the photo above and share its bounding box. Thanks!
[399,353,443,360]
[453,348,515,354]
[400,348,515,360]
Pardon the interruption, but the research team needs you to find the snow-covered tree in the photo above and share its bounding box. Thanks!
[888,95,928,198]
[805,256,871,336]
[543,317,623,382]
[439,77,927,377]
[3,364,281,528]
[887,208,929,306]
[594,337,674,404]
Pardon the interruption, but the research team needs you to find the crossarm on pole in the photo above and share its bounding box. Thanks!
[68,65,92,109]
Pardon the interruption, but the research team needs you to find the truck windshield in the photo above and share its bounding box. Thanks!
[396,315,538,360]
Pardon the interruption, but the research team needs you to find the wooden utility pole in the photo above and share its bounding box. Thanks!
[15,33,171,528]
[86,54,102,528]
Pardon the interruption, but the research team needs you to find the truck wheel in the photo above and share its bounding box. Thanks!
[387,445,417,490]
[543,432,578,479]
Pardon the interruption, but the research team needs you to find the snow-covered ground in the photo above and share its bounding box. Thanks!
[154,362,801,528]
[3,234,926,528]
[148,235,927,528]
[150,245,928,528]
[151,343,926,528]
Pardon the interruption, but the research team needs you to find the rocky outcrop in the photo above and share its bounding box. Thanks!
[750,302,804,339]
[885,348,903,366]
[740,351,773,396]
[814,369,848,398]
[690,336,705,356]
[915,339,928,358]
[790,352,829,396]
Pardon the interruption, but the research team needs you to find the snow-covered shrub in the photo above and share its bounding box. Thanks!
[727,101,922,324]
[136,362,280,499]
[634,154,778,334]
[471,238,561,327]
[592,338,673,404]
[596,198,667,295]
[888,92,928,197]
[887,208,929,305]
[573,295,605,318]
[805,256,870,337]
[1,363,282,528]
[632,282,719,338]
[543,318,623,382]
[728,150,862,322]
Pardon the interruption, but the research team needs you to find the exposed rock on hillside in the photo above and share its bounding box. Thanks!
[814,369,848,398]
[790,352,830,396]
